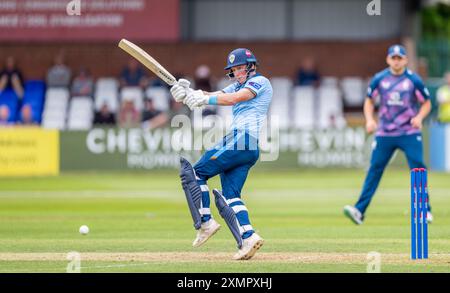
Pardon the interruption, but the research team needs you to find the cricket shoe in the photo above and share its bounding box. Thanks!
[427,211,433,224]
[343,205,364,225]
[192,219,221,247]
[233,233,264,261]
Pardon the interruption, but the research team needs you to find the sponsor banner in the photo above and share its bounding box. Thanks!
[0,0,179,42]
[278,127,371,168]
[0,126,435,175]
[60,127,374,170]
[60,128,200,170]
[0,128,59,176]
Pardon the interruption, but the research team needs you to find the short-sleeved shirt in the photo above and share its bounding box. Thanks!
[46,65,71,88]
[367,68,430,137]
[221,74,272,138]
[437,85,450,122]
[0,69,24,90]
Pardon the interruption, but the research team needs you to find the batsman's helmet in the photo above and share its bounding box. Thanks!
[225,48,258,78]
[225,48,258,70]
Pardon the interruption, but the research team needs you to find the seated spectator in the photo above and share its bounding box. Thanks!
[0,56,24,99]
[296,57,320,87]
[141,97,168,129]
[437,72,450,123]
[0,105,11,125]
[94,104,116,126]
[194,65,217,116]
[148,77,167,88]
[118,98,141,128]
[71,68,94,97]
[120,59,148,88]
[195,65,213,92]
[168,98,191,122]
[18,104,37,125]
[47,53,71,88]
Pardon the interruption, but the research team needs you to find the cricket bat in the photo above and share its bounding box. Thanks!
[118,39,177,86]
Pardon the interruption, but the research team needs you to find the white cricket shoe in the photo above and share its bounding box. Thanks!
[192,219,221,247]
[233,233,264,260]
[427,211,433,224]
[343,205,364,225]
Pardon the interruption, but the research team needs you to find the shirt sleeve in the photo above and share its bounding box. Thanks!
[221,83,236,94]
[411,73,430,101]
[244,76,267,96]
[16,70,24,86]
[367,75,381,99]
[436,87,446,103]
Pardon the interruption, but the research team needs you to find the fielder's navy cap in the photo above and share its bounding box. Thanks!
[387,45,407,58]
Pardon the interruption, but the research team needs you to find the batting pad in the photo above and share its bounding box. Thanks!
[213,189,243,248]
[179,157,202,230]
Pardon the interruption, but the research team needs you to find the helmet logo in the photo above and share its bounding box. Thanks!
[229,54,235,64]
[245,50,252,57]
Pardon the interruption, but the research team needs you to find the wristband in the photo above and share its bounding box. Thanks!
[208,96,218,105]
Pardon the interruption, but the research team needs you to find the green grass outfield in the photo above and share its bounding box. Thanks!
[0,168,449,273]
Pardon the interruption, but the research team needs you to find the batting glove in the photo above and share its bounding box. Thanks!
[184,90,208,110]
[170,78,191,102]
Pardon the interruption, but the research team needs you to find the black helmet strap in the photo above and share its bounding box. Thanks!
[226,62,256,79]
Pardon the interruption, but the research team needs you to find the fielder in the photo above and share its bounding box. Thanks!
[344,45,433,225]
[170,48,272,260]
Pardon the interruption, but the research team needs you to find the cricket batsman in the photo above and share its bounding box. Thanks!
[344,45,433,225]
[170,48,272,260]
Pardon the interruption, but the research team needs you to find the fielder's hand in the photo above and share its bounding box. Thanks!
[365,119,378,134]
[184,90,208,110]
[170,78,191,102]
[411,116,423,130]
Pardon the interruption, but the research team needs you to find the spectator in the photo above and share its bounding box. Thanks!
[120,59,148,88]
[194,65,217,116]
[437,72,450,123]
[71,68,94,97]
[19,104,36,125]
[94,104,116,126]
[0,56,24,99]
[168,98,191,122]
[296,57,320,87]
[47,53,71,88]
[195,65,213,92]
[149,77,167,88]
[118,98,141,128]
[141,97,168,129]
[0,105,11,125]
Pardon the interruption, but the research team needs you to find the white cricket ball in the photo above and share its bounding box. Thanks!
[79,225,89,235]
